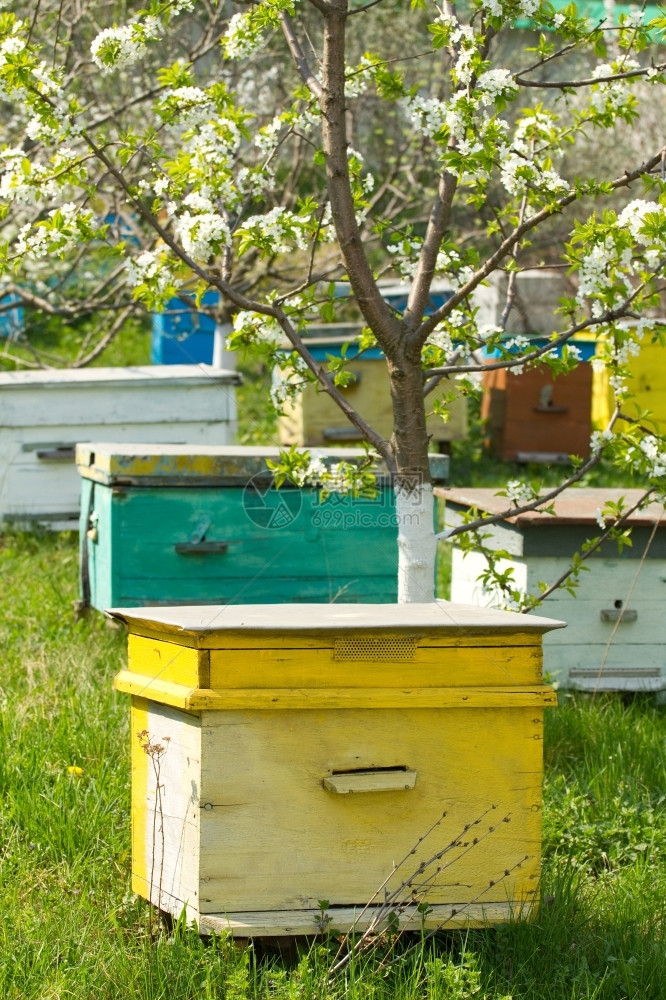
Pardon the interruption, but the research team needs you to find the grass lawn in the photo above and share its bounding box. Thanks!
[1,529,665,999]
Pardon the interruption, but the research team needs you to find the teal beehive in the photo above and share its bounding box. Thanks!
[77,444,448,610]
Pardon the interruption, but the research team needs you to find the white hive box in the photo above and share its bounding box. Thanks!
[0,365,239,527]
[472,269,566,335]
[439,487,666,692]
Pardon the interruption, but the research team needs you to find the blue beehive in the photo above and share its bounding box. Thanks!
[0,294,23,340]
[152,290,220,365]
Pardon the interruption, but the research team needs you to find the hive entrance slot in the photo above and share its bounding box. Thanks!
[331,765,408,775]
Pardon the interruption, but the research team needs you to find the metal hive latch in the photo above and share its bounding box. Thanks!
[333,636,418,662]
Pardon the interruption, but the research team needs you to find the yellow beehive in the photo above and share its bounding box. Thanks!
[111,602,563,937]
[276,334,467,449]
[591,320,666,431]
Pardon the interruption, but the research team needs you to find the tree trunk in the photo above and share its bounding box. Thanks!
[387,357,436,603]
[396,481,436,603]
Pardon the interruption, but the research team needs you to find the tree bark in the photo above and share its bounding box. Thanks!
[319,3,437,601]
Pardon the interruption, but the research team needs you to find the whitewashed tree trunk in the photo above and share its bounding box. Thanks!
[212,322,234,369]
[396,482,437,603]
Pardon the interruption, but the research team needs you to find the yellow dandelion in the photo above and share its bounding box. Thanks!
[67,765,84,776]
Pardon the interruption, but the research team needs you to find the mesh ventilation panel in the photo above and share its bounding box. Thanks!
[333,636,418,661]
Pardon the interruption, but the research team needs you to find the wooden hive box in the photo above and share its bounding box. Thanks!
[151,291,234,367]
[481,358,593,463]
[471,270,567,337]
[276,329,467,450]
[111,601,562,937]
[591,320,666,433]
[77,444,449,609]
[0,366,239,528]
[439,487,666,692]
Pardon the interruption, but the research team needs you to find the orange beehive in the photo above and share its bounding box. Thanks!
[482,363,593,463]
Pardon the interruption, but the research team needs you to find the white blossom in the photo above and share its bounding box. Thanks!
[223,12,263,60]
[175,211,230,261]
[15,202,82,260]
[231,309,283,348]
[590,60,638,114]
[125,249,175,297]
[345,56,375,99]
[163,86,215,127]
[617,199,664,245]
[590,429,614,453]
[91,25,147,72]
[638,435,666,478]
[239,207,310,254]
[476,69,518,103]
[504,479,536,505]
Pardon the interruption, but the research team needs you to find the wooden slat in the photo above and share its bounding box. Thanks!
[191,686,557,710]
[128,635,209,687]
[115,672,557,710]
[198,901,533,937]
[323,768,418,794]
[130,699,150,891]
[131,701,202,913]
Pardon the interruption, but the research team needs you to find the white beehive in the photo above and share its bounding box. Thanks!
[439,487,666,692]
[472,269,566,336]
[0,365,239,527]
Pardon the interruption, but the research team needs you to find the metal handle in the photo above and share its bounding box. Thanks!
[323,768,417,794]
[322,426,364,442]
[600,608,637,623]
[174,541,230,555]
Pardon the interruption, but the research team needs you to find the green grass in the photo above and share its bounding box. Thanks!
[0,315,153,370]
[2,530,666,998]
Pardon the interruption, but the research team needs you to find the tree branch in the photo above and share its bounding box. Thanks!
[516,61,666,89]
[525,488,658,608]
[306,0,333,13]
[73,305,135,368]
[438,448,605,541]
[280,12,324,98]
[319,0,402,354]
[422,259,664,385]
[415,146,666,345]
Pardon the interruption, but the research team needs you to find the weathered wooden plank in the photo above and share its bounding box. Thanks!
[130,698,150,892]
[110,621,550,650]
[540,645,666,675]
[115,673,557,710]
[128,636,210,687]
[199,901,531,937]
[130,700,201,914]
[76,443,439,485]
